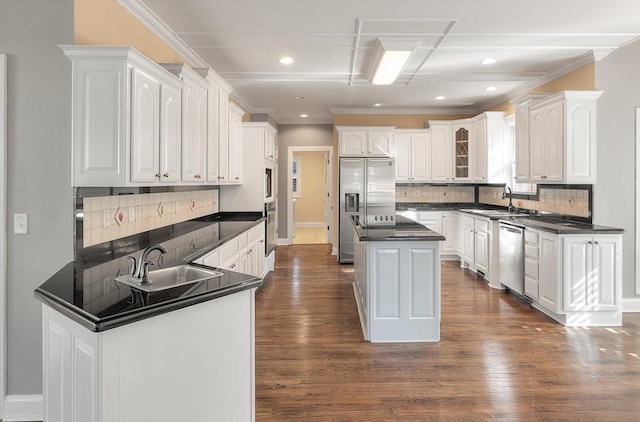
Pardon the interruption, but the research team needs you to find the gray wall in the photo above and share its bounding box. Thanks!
[1,0,74,394]
[594,39,640,298]
[276,124,333,238]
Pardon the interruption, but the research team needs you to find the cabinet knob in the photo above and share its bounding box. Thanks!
[235,177,240,180]
[163,173,169,178]
[155,173,161,178]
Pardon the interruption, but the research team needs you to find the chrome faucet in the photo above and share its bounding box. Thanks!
[502,185,515,212]
[127,244,168,284]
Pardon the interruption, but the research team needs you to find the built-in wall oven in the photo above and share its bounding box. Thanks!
[265,202,276,256]
[265,167,274,203]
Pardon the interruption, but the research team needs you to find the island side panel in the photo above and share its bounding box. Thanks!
[367,240,441,342]
[42,288,256,422]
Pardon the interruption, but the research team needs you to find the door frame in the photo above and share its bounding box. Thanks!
[1,53,7,417]
[287,146,333,245]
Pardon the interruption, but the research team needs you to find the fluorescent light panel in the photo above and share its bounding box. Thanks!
[368,38,419,85]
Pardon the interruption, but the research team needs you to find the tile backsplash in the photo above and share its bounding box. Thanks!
[396,185,475,203]
[478,186,590,218]
[82,190,219,248]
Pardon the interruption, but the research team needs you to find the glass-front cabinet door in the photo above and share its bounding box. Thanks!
[454,126,470,180]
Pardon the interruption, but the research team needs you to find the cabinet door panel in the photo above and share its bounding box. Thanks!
[368,132,392,156]
[411,133,431,181]
[562,237,590,312]
[340,131,366,156]
[160,83,182,182]
[440,213,458,254]
[475,230,489,273]
[593,238,620,311]
[514,105,530,182]
[463,226,475,264]
[394,133,411,181]
[473,120,487,181]
[545,102,564,181]
[131,68,160,182]
[529,109,545,181]
[431,125,452,182]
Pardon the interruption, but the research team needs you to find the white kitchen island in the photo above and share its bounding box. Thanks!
[352,216,445,342]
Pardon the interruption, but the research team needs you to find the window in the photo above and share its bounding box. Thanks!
[292,156,301,198]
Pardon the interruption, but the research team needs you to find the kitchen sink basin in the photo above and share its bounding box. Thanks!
[115,265,223,292]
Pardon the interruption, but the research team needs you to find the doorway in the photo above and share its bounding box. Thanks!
[287,146,333,246]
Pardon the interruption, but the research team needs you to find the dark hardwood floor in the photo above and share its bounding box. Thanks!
[255,244,640,421]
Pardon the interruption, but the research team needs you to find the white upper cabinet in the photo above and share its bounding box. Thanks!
[62,46,185,187]
[161,64,209,184]
[196,68,233,184]
[472,111,506,183]
[337,127,394,157]
[430,123,454,182]
[394,130,431,182]
[158,82,182,183]
[511,93,551,183]
[227,102,246,184]
[526,91,602,184]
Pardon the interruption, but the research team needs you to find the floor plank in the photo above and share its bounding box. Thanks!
[255,244,640,421]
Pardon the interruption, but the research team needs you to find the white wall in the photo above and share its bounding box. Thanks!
[0,0,74,397]
[594,39,640,298]
[276,125,333,238]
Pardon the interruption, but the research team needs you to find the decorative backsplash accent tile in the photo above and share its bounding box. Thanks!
[478,186,590,218]
[82,190,219,248]
[396,185,475,203]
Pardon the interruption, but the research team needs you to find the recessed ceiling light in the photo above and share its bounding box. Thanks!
[435,96,445,100]
[295,96,306,100]
[481,58,496,65]
[279,57,294,64]
[299,114,308,118]
[486,86,497,91]
[374,103,382,107]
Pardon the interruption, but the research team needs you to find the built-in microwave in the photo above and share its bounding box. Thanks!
[265,167,273,202]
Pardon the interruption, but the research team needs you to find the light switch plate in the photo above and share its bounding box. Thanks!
[14,213,28,234]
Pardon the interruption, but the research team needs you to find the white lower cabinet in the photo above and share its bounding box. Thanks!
[197,222,266,278]
[42,287,256,422]
[439,212,458,255]
[562,235,621,313]
[525,230,622,326]
[461,216,489,274]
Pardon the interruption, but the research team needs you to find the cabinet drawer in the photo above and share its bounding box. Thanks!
[525,230,539,244]
[237,231,248,249]
[524,257,539,279]
[219,237,239,263]
[474,218,490,232]
[524,244,539,260]
[418,211,439,221]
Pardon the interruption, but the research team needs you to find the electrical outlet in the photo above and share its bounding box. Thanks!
[128,206,136,223]
[14,213,28,234]
[103,209,110,228]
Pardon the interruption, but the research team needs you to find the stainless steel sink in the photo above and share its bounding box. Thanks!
[460,209,518,217]
[115,265,223,292]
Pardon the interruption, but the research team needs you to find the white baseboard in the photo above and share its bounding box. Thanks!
[622,297,640,313]
[332,246,338,256]
[277,237,290,246]
[295,222,324,228]
[3,394,43,421]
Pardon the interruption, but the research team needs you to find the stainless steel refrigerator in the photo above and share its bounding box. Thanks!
[339,157,396,263]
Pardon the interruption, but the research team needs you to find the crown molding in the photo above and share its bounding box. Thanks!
[329,107,475,116]
[117,0,208,68]
[476,51,595,112]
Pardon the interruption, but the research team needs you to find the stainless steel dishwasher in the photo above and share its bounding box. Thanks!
[498,221,525,296]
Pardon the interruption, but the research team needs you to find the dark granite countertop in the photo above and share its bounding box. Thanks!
[499,216,624,234]
[352,215,446,242]
[34,213,265,332]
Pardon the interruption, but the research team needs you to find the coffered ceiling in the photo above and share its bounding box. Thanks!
[122,0,640,124]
